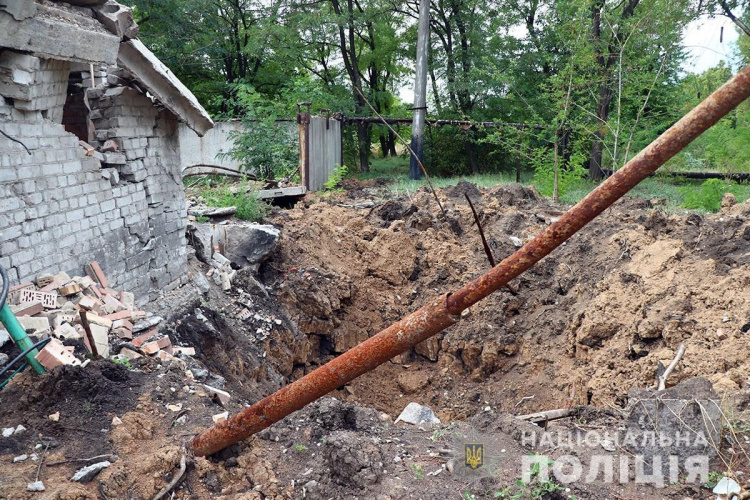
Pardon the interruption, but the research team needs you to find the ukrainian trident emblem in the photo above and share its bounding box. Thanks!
[464,443,484,470]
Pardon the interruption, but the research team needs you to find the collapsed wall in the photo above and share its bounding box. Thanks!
[0,56,186,299]
[0,0,213,300]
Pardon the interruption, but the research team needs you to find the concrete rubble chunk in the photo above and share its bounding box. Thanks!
[186,223,213,264]
[203,384,230,406]
[189,206,237,217]
[66,0,108,5]
[93,1,138,40]
[133,316,162,333]
[1,0,38,21]
[70,461,110,482]
[26,481,45,492]
[394,402,441,425]
[218,224,280,268]
[0,4,120,64]
[190,272,210,294]
[117,39,214,135]
[0,353,9,368]
[0,329,10,348]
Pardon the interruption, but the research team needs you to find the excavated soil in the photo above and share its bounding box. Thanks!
[2,180,750,499]
[267,182,750,419]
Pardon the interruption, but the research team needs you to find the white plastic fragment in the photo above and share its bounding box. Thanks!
[713,476,741,499]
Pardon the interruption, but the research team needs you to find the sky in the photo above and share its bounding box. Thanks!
[399,15,742,104]
[682,14,739,74]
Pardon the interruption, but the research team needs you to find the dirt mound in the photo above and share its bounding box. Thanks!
[0,361,144,456]
[266,184,750,417]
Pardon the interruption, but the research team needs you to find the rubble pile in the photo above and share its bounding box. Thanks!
[2,261,194,371]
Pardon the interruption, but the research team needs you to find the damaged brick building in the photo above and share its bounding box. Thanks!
[0,0,214,301]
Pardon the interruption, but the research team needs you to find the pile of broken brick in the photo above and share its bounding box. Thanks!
[2,261,193,371]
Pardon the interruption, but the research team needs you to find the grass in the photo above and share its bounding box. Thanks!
[356,156,750,213]
[188,178,270,222]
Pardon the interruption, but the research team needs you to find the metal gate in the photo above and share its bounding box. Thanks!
[298,105,342,192]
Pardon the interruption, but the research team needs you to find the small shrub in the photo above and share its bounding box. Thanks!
[324,164,349,191]
[531,146,587,198]
[681,178,727,212]
[203,187,269,222]
[112,357,132,370]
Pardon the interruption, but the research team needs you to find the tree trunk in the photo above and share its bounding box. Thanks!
[358,122,370,173]
[465,134,479,174]
[589,84,613,181]
[388,130,397,157]
[379,133,388,157]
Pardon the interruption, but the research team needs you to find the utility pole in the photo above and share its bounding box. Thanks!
[409,0,430,180]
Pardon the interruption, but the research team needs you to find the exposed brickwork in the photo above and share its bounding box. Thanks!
[0,51,189,302]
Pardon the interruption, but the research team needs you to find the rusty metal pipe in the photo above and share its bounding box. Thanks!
[191,64,750,457]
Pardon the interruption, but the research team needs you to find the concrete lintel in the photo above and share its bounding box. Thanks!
[117,39,214,136]
[0,6,120,64]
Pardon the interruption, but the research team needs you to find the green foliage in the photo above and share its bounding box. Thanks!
[112,357,132,370]
[129,0,750,182]
[494,455,563,500]
[531,145,587,198]
[218,76,352,180]
[702,471,726,489]
[202,185,269,222]
[410,464,423,481]
[323,164,349,191]
[293,443,308,452]
[680,179,731,212]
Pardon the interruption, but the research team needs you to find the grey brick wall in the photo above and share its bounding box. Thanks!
[0,56,188,302]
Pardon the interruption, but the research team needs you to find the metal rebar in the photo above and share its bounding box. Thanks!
[464,193,496,267]
[190,63,750,457]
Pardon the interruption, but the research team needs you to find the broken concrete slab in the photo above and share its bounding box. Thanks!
[93,1,138,40]
[188,223,280,268]
[0,5,120,64]
[186,223,213,264]
[220,224,280,268]
[117,39,213,136]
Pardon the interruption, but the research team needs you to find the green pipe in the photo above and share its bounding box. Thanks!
[0,304,45,375]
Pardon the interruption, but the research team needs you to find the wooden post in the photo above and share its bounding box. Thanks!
[409,0,430,180]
